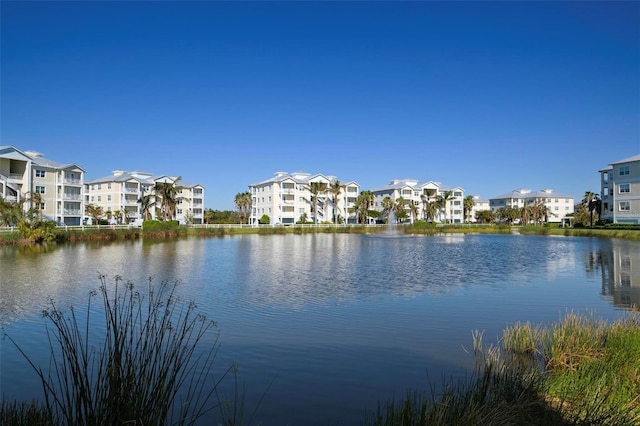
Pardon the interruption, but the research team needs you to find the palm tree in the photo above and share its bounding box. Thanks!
[138,193,155,221]
[85,203,104,225]
[353,190,374,224]
[408,200,419,224]
[421,188,437,222]
[234,191,252,224]
[382,196,395,222]
[583,191,600,227]
[436,191,453,223]
[393,197,407,223]
[329,180,342,224]
[308,181,327,224]
[463,196,475,223]
[22,190,44,221]
[0,196,22,226]
[154,179,183,221]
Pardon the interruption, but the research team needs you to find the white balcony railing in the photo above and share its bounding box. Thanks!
[63,209,82,216]
[62,193,82,201]
[64,178,82,185]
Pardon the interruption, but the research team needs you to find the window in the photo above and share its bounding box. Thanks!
[603,172,609,182]
[299,208,305,213]
[619,184,630,194]
[454,191,462,197]
[604,188,609,196]
[107,195,111,201]
[35,169,46,178]
[97,196,101,202]
[98,184,101,190]
[555,206,559,211]
[39,203,45,210]
[107,183,111,189]
[91,196,95,202]
[177,209,182,215]
[620,166,630,175]
[35,185,45,194]
[91,185,95,190]
[603,202,609,212]
[619,201,630,211]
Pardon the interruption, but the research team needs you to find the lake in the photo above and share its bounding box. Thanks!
[1,233,638,425]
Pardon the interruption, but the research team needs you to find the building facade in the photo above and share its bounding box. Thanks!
[249,171,360,225]
[600,155,640,224]
[0,146,85,225]
[489,188,574,223]
[371,179,465,223]
[85,170,204,224]
[469,196,490,222]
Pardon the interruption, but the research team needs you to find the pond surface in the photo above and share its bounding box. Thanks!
[1,233,638,424]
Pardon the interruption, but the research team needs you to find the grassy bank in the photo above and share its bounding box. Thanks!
[364,312,640,426]
[518,225,640,240]
[2,222,639,246]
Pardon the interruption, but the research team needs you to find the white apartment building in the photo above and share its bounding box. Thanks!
[469,195,490,222]
[371,179,465,223]
[600,154,640,224]
[249,171,360,225]
[489,188,574,223]
[0,146,85,225]
[85,170,204,224]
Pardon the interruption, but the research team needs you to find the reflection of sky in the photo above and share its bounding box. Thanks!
[2,234,637,425]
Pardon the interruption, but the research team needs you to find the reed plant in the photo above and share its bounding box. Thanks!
[3,275,234,426]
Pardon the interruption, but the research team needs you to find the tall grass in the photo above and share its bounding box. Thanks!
[364,313,640,426]
[3,275,235,426]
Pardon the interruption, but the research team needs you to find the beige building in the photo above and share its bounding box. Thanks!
[0,146,85,225]
[489,188,574,223]
[371,179,465,223]
[249,171,360,225]
[600,154,640,224]
[469,195,490,222]
[85,170,204,224]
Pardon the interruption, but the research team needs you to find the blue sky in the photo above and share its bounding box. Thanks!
[2,1,639,210]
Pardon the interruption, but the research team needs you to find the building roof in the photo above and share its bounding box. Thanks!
[371,178,461,193]
[0,145,85,171]
[610,154,640,165]
[490,188,573,200]
[250,171,348,187]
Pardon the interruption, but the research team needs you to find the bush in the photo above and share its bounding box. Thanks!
[3,276,233,426]
[259,214,270,225]
[142,219,180,231]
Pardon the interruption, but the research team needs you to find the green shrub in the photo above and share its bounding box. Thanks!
[142,219,180,231]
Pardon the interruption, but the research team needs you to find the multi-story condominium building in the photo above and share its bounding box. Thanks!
[371,179,465,223]
[489,188,574,223]
[469,195,490,222]
[0,145,85,225]
[600,154,640,224]
[249,171,360,225]
[85,170,204,224]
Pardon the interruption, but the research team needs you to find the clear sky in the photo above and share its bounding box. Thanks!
[2,1,639,210]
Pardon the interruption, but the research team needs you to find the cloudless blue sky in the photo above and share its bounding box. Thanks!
[2,1,639,210]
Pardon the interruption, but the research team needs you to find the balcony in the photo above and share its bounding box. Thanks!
[63,209,82,216]
[61,193,82,201]
[63,178,82,186]
[124,186,139,193]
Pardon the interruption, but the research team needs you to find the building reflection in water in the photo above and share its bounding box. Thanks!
[587,239,640,311]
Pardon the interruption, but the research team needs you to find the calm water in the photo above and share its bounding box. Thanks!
[1,233,639,424]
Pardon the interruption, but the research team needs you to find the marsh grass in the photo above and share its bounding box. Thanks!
[364,313,640,426]
[3,275,236,426]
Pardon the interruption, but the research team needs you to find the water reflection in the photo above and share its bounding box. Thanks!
[586,238,640,311]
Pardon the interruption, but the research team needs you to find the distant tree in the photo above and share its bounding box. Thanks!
[259,214,270,225]
[436,191,453,223]
[138,193,156,221]
[308,181,327,224]
[234,191,252,224]
[582,191,601,227]
[85,203,104,225]
[298,212,309,224]
[463,196,475,223]
[475,210,495,224]
[408,200,419,223]
[393,197,407,223]
[0,196,23,226]
[421,188,437,222]
[329,180,342,224]
[382,196,394,222]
